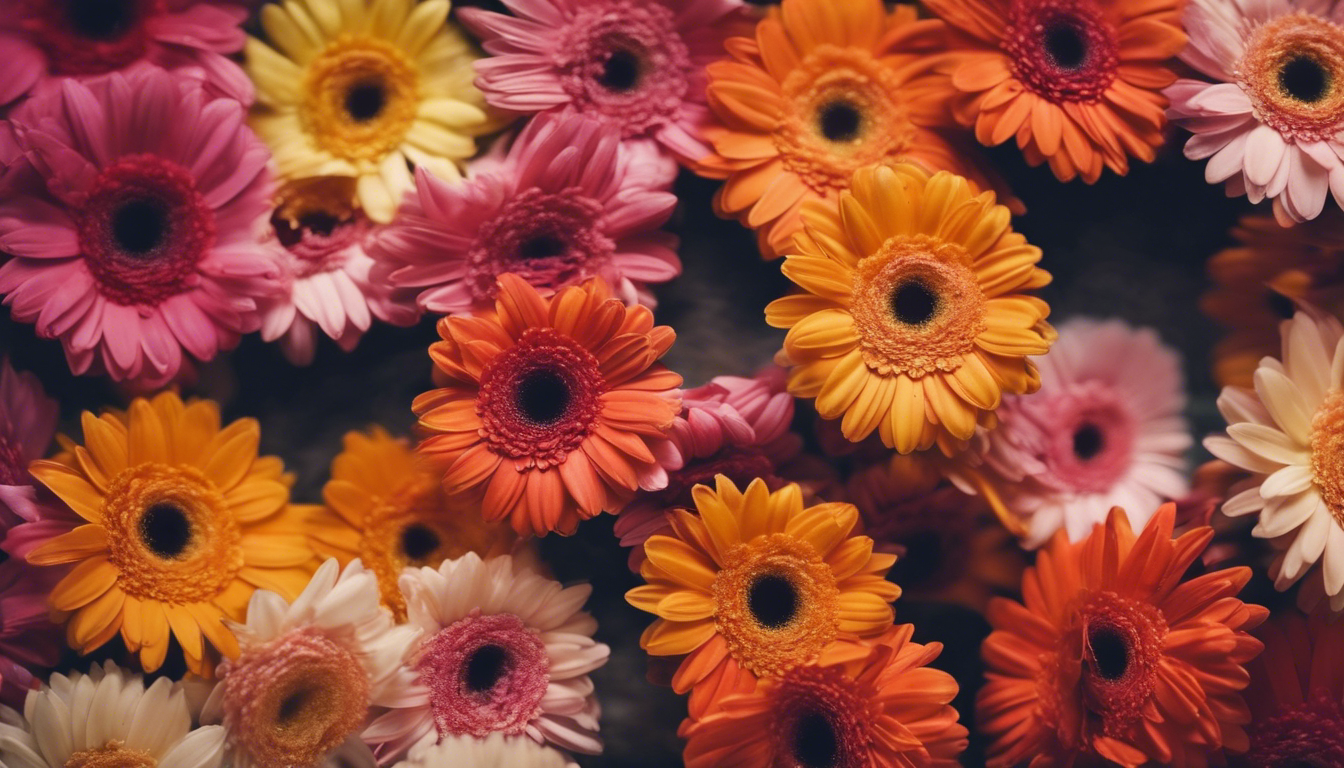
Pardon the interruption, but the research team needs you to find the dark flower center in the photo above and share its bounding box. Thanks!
[749,573,799,629]
[519,234,568,262]
[1280,55,1330,103]
[818,101,862,142]
[1072,422,1105,460]
[463,644,510,693]
[277,686,312,725]
[299,211,341,237]
[65,0,137,41]
[599,49,642,91]
[400,523,441,563]
[1043,22,1088,69]
[1006,1,1118,104]
[792,711,840,768]
[111,198,168,255]
[515,369,572,425]
[1087,625,1130,680]
[140,501,192,559]
[344,81,387,122]
[890,280,939,325]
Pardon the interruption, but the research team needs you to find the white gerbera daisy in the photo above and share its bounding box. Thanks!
[363,553,609,763]
[0,661,225,768]
[1206,307,1344,608]
[392,733,568,768]
[202,559,420,768]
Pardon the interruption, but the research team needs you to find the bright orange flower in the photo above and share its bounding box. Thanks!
[414,273,682,537]
[696,0,1011,258]
[1238,609,1344,766]
[626,475,899,719]
[926,0,1185,183]
[680,626,967,767]
[977,504,1267,767]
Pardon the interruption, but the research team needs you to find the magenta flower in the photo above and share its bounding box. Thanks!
[459,0,749,186]
[370,114,681,314]
[0,556,63,709]
[0,358,56,490]
[0,0,252,108]
[0,65,277,386]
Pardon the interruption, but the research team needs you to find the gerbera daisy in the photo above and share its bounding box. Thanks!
[765,163,1055,454]
[1239,609,1344,765]
[0,556,62,709]
[681,626,967,767]
[0,0,252,107]
[259,178,420,366]
[977,504,1267,767]
[1204,307,1344,610]
[698,0,1011,257]
[413,273,682,537]
[626,475,900,718]
[961,318,1191,547]
[391,733,568,768]
[246,0,493,223]
[202,559,419,768]
[458,0,747,187]
[927,0,1184,183]
[1166,0,1344,223]
[369,114,681,314]
[0,660,225,768]
[17,391,316,675]
[363,553,609,762]
[0,65,277,386]
[307,426,516,619]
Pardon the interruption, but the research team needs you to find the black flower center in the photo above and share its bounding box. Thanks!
[1280,55,1330,103]
[748,573,798,629]
[599,49,642,91]
[515,369,571,425]
[792,711,840,768]
[1043,22,1088,69]
[1087,625,1130,680]
[464,644,509,693]
[112,199,168,256]
[1072,422,1105,461]
[818,101,862,142]
[399,524,440,563]
[139,502,192,559]
[277,686,312,725]
[66,0,137,41]
[890,280,939,325]
[345,81,387,122]
[299,211,341,237]
[519,234,567,262]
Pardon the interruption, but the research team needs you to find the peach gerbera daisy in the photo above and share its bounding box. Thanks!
[414,273,682,537]
[926,0,1185,183]
[626,475,900,719]
[307,426,516,619]
[1240,609,1344,765]
[978,504,1267,767]
[20,392,316,675]
[765,163,1055,454]
[696,0,1010,258]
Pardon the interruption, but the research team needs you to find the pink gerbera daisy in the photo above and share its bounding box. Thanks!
[259,178,420,365]
[957,318,1192,546]
[1165,0,1344,223]
[0,65,277,385]
[0,0,252,107]
[458,0,748,187]
[370,114,681,314]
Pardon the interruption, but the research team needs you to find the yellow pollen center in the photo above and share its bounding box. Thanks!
[301,35,420,164]
[1237,12,1344,141]
[711,534,840,678]
[1310,389,1344,526]
[64,742,157,768]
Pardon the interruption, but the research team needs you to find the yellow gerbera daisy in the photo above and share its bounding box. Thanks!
[766,163,1055,454]
[246,0,493,222]
[307,426,516,618]
[626,475,899,719]
[23,393,316,676]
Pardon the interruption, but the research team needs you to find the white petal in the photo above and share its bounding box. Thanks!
[1261,464,1316,498]
[1254,366,1313,444]
[158,726,226,768]
[1227,422,1310,465]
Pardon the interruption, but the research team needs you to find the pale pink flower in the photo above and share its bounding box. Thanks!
[0,0,252,108]
[957,318,1192,547]
[0,65,277,386]
[1165,0,1344,224]
[369,114,681,314]
[459,0,748,187]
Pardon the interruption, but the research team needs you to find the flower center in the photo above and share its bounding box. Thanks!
[102,463,242,603]
[23,0,158,75]
[221,626,371,768]
[1310,390,1344,527]
[1238,12,1344,141]
[476,328,607,469]
[600,49,642,92]
[77,154,216,306]
[848,235,986,377]
[1072,422,1104,460]
[64,741,157,768]
[400,523,441,562]
[301,35,420,163]
[414,611,550,738]
[355,475,465,618]
[1004,0,1118,104]
[1244,689,1344,768]
[771,666,871,768]
[712,534,840,678]
[817,101,863,143]
[1038,384,1137,493]
[272,179,369,277]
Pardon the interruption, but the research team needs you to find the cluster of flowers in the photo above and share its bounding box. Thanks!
[2,0,1344,765]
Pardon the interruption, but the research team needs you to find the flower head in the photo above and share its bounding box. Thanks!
[0,556,62,709]
[626,475,900,719]
[391,733,568,768]
[370,114,681,315]
[1166,0,1344,223]
[414,273,682,537]
[246,0,493,223]
[928,0,1184,183]
[977,504,1267,767]
[1240,609,1344,766]
[0,66,277,386]
[765,163,1055,454]
[18,392,316,675]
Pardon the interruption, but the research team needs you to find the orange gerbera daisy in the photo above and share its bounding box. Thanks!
[626,475,900,719]
[1203,212,1344,388]
[680,626,967,767]
[1239,609,1344,765]
[977,504,1267,767]
[926,0,1185,182]
[307,426,516,618]
[414,273,682,537]
[765,163,1054,454]
[23,393,316,675]
[697,0,1011,258]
